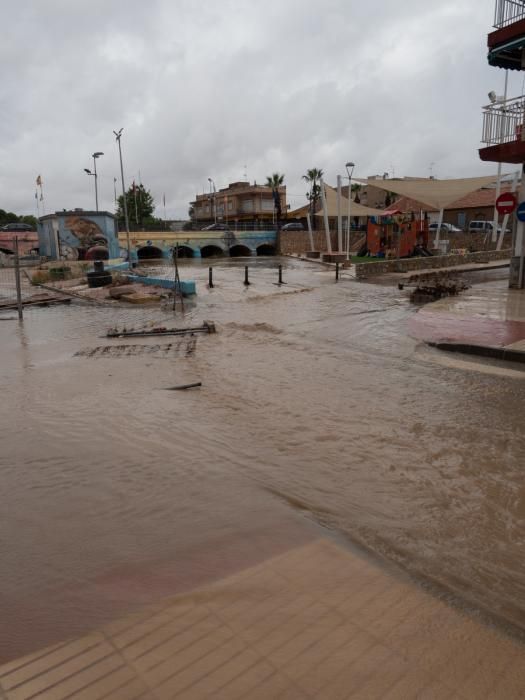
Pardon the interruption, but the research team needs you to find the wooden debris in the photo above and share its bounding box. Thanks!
[106,321,216,338]
[165,382,202,391]
[0,295,71,310]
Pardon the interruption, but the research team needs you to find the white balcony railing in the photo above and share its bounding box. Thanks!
[494,0,525,29]
[481,95,525,146]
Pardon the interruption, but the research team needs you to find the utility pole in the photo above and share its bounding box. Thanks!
[113,129,132,269]
[14,236,23,321]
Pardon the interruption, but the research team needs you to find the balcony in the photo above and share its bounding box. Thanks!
[479,94,525,162]
[489,0,525,69]
[494,0,525,28]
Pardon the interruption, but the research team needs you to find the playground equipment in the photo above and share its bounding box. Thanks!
[366,210,430,258]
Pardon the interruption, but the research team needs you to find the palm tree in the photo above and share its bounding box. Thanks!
[351,183,362,204]
[265,172,285,222]
[266,173,285,253]
[302,168,324,222]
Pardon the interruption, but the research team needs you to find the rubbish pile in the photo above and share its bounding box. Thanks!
[399,274,470,304]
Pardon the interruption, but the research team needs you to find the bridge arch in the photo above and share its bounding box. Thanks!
[137,245,164,260]
[229,244,252,257]
[200,245,225,258]
[172,245,195,259]
[256,244,276,256]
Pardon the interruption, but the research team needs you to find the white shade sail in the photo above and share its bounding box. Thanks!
[315,184,385,218]
[355,175,502,211]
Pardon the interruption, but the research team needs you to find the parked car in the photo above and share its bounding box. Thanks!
[428,222,462,234]
[281,222,304,231]
[201,223,230,231]
[1,223,34,232]
[468,220,509,235]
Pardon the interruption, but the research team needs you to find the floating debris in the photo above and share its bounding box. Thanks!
[106,320,216,338]
[165,382,202,391]
[402,273,470,304]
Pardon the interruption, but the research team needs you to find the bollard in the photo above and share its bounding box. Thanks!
[244,266,250,286]
[335,262,339,282]
[209,267,214,288]
[278,264,283,285]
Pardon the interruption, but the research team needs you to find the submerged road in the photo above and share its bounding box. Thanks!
[0,257,524,661]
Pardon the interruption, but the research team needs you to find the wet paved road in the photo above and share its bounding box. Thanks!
[1,258,524,662]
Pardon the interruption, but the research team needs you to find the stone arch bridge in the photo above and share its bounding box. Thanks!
[120,230,277,261]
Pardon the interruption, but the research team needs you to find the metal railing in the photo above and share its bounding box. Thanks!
[494,0,525,28]
[481,95,525,145]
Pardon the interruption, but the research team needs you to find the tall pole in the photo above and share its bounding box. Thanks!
[345,163,354,259]
[319,178,332,254]
[113,177,117,205]
[93,155,99,212]
[492,70,509,243]
[498,169,519,251]
[14,236,23,321]
[515,164,525,288]
[337,175,343,252]
[306,213,314,251]
[114,129,132,269]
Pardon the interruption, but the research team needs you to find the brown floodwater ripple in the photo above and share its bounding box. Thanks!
[1,259,524,660]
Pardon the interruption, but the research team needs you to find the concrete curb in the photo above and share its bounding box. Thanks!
[427,341,525,364]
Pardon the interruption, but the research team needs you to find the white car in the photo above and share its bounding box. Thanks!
[428,222,462,234]
[468,220,509,235]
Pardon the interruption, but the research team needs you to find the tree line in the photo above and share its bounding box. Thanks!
[0,210,37,229]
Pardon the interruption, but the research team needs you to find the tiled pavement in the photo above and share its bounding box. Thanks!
[1,539,523,699]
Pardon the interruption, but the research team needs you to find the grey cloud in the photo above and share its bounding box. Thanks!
[0,0,507,218]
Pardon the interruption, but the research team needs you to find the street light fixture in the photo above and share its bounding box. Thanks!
[345,162,355,259]
[208,177,216,224]
[91,152,104,212]
[84,168,96,210]
[113,128,131,269]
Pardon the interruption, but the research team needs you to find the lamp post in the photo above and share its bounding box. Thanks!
[113,128,131,269]
[208,177,216,224]
[345,162,355,259]
[84,167,96,207]
[92,152,104,211]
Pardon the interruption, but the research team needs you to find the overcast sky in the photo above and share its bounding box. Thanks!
[0,0,520,218]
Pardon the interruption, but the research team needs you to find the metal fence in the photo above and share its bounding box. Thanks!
[0,239,33,318]
[481,95,525,145]
[494,0,525,28]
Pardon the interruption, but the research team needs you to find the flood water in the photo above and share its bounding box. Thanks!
[1,257,525,661]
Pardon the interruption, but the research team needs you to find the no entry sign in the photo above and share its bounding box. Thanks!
[496,192,517,216]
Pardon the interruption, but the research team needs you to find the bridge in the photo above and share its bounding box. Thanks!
[118,230,277,260]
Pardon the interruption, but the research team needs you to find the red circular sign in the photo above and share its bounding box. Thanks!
[496,192,517,215]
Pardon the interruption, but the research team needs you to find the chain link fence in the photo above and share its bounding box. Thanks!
[0,239,41,317]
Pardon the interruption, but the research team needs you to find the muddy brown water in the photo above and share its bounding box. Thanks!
[1,258,524,661]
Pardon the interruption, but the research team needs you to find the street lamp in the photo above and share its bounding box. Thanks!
[113,128,131,269]
[84,152,104,211]
[345,162,355,259]
[84,167,96,208]
[208,177,216,224]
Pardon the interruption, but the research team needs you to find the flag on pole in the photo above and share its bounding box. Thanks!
[36,175,42,186]
[163,193,166,207]
[35,191,38,199]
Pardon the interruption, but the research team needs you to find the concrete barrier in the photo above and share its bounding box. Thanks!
[354,250,512,279]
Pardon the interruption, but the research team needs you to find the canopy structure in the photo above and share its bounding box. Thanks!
[315,184,385,218]
[355,175,501,211]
